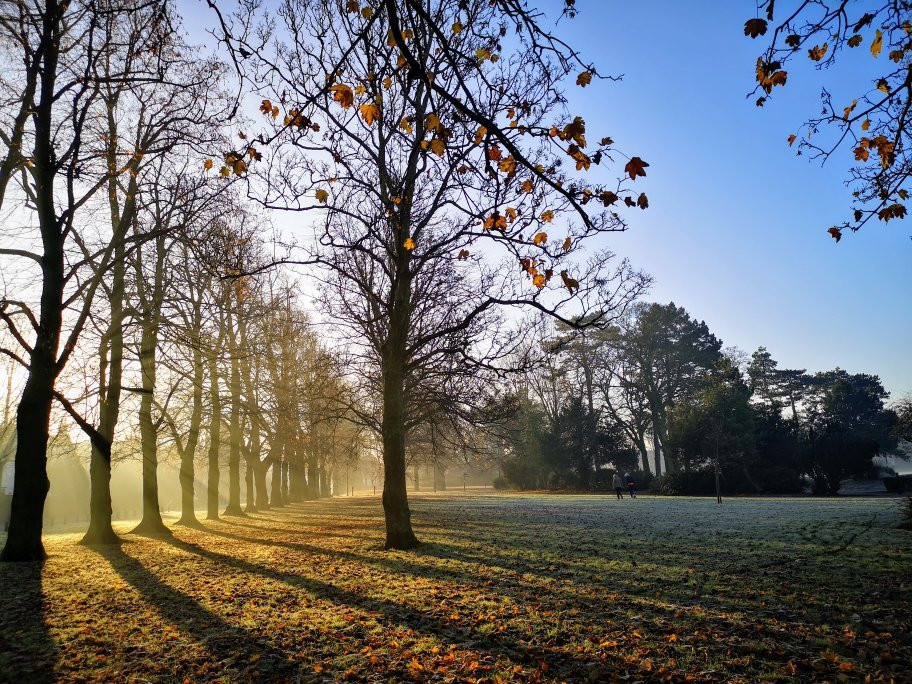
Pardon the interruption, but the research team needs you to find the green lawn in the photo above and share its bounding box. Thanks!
[1,492,909,682]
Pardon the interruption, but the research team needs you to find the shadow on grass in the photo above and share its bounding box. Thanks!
[0,561,57,683]
[161,533,605,677]
[89,544,299,680]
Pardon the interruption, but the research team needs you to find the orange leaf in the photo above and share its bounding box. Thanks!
[330,84,354,108]
[359,102,380,125]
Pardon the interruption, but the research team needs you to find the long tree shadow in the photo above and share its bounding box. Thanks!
[0,561,57,683]
[89,544,299,680]
[198,523,724,620]
[160,533,613,679]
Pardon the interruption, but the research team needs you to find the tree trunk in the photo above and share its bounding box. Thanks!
[206,347,221,520]
[223,306,244,516]
[270,450,283,506]
[2,19,62,561]
[434,464,446,491]
[306,452,319,500]
[177,316,204,527]
[131,235,170,536]
[715,459,722,504]
[380,294,419,549]
[652,424,663,477]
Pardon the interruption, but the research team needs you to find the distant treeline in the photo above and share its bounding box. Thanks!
[491,303,911,496]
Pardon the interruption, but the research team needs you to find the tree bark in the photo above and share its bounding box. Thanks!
[380,281,419,549]
[176,307,205,527]
[131,234,170,536]
[223,305,244,516]
[206,345,221,520]
[2,8,62,561]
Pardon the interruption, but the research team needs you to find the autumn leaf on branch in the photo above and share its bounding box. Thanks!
[330,84,354,108]
[624,157,649,180]
[359,103,380,125]
[560,270,579,293]
[744,18,768,38]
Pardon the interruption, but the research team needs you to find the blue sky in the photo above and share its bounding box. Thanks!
[559,1,911,398]
[181,0,910,399]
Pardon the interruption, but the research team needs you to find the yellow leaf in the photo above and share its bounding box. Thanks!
[498,156,516,175]
[232,159,247,175]
[425,112,441,132]
[203,159,213,170]
[457,249,470,260]
[359,103,380,125]
[562,236,571,251]
[354,84,366,95]
[403,237,416,250]
[429,138,445,156]
[382,76,392,90]
[248,147,257,159]
[219,166,230,178]
[345,1,358,12]
[532,273,546,288]
[532,231,547,245]
[877,78,890,93]
[473,126,487,145]
[315,189,329,203]
[576,70,592,87]
[540,210,554,223]
[871,29,883,58]
[399,117,413,134]
[505,207,517,222]
[361,6,373,19]
[522,179,534,193]
[862,119,871,130]
[452,21,463,34]
[475,48,490,61]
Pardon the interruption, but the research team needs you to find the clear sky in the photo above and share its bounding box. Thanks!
[179,0,910,399]
[556,0,911,399]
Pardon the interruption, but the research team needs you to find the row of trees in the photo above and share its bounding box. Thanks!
[494,303,903,496]
[2,0,650,558]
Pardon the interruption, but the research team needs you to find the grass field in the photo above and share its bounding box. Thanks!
[1,491,909,683]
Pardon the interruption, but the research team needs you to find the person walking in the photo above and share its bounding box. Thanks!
[612,472,625,499]
[625,473,636,499]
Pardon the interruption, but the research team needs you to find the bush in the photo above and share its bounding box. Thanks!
[883,476,910,493]
[626,469,655,491]
[754,466,805,494]
[651,470,717,496]
[492,476,510,490]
